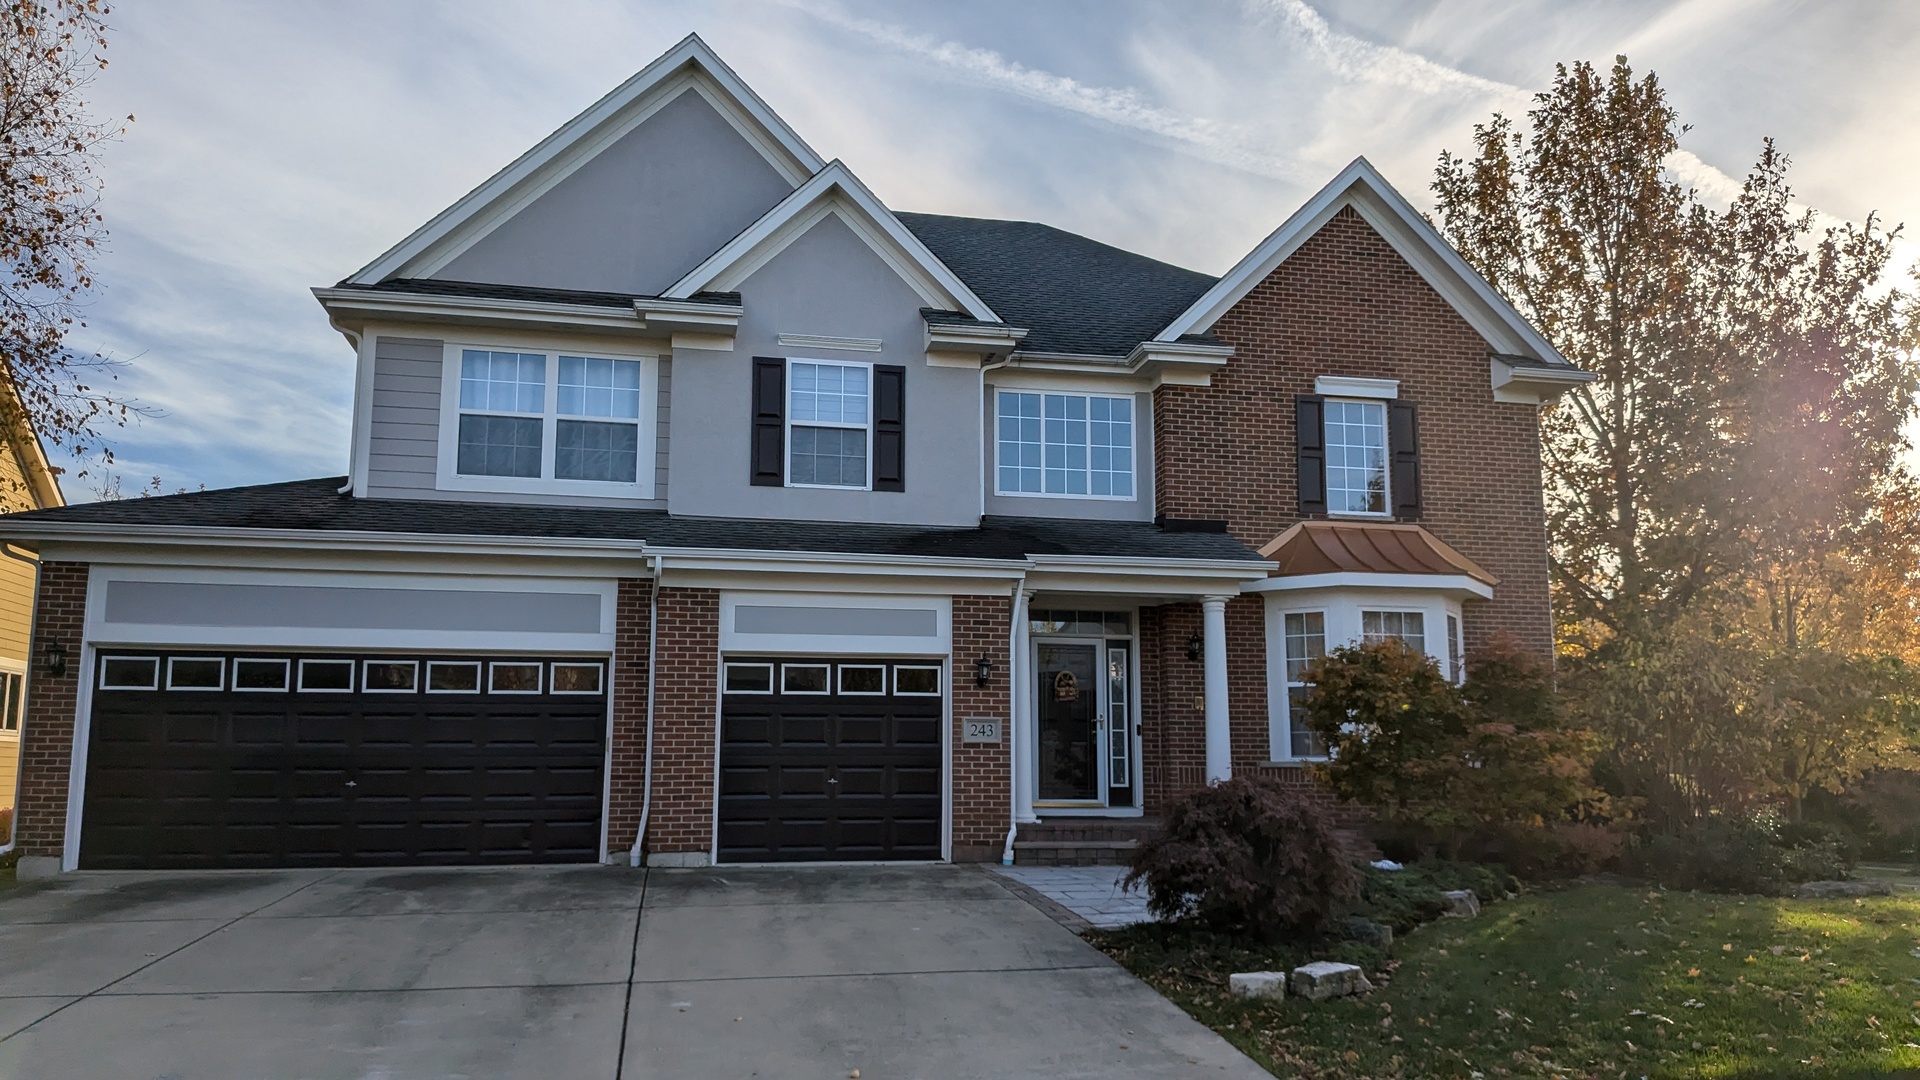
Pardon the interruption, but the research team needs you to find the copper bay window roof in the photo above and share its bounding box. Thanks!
[1257,521,1498,587]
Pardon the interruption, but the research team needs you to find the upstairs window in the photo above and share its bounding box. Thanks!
[1324,398,1388,514]
[996,390,1134,499]
[441,344,656,497]
[788,360,870,488]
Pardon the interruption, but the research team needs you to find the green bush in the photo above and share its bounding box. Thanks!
[1632,809,1852,893]
[1124,777,1358,937]
[1352,860,1517,934]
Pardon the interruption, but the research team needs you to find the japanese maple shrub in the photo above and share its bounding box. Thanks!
[1124,777,1358,937]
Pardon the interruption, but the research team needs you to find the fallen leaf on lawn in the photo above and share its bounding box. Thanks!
[1688,967,1702,977]
[1771,945,1786,955]
[1723,943,1734,952]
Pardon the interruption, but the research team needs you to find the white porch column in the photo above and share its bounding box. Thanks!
[1202,595,1232,784]
[1013,590,1039,823]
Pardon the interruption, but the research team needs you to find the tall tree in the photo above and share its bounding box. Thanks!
[0,0,130,477]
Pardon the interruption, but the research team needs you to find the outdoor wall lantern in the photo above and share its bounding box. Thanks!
[975,655,994,688]
[1186,633,1204,663]
[41,637,66,679]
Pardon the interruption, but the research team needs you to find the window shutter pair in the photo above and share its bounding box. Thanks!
[1293,394,1421,519]
[749,357,905,491]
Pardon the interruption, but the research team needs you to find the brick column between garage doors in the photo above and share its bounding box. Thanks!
[605,577,652,863]
[14,561,87,862]
[950,593,1013,863]
[640,586,720,862]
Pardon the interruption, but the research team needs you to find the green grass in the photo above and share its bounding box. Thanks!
[1091,885,1920,1078]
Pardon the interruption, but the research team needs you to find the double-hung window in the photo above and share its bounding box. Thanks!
[1324,398,1388,514]
[1362,609,1426,653]
[996,390,1134,498]
[788,359,870,488]
[1281,611,1327,759]
[443,344,654,496]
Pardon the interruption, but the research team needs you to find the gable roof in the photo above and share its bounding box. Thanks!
[1156,157,1570,367]
[665,161,999,322]
[898,213,1217,357]
[346,34,824,286]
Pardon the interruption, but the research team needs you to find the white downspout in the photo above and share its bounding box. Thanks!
[0,544,40,858]
[1002,581,1027,865]
[628,554,664,867]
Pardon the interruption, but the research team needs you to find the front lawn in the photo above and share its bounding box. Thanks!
[1092,884,1920,1078]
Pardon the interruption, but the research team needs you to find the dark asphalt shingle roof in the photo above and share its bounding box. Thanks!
[897,213,1217,357]
[1,478,1264,563]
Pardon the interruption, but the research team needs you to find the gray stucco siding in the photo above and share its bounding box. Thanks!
[433,89,795,296]
[980,385,1155,521]
[666,212,981,526]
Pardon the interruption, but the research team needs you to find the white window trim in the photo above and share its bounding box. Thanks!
[435,339,659,500]
[722,661,775,695]
[893,664,942,697]
[780,663,833,695]
[784,356,874,491]
[166,656,226,691]
[99,655,160,691]
[1278,610,1328,761]
[837,664,888,696]
[425,660,482,695]
[992,387,1139,502]
[487,662,546,695]
[232,657,290,693]
[550,662,605,695]
[1322,396,1391,519]
[297,658,356,693]
[362,659,420,693]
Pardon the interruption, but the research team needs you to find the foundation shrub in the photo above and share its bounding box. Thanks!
[1124,776,1358,938]
[1632,808,1851,893]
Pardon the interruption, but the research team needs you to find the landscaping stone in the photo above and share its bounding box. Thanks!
[1441,889,1481,918]
[1338,916,1393,948]
[1227,971,1288,1001]
[1791,879,1893,899]
[1289,961,1372,1001]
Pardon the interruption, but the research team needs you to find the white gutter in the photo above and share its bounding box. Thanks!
[630,554,665,867]
[0,544,39,858]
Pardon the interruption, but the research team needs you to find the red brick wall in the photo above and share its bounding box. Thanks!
[950,593,1013,862]
[643,586,720,858]
[1152,205,1553,658]
[1139,596,1268,814]
[15,562,86,859]
[605,578,652,862]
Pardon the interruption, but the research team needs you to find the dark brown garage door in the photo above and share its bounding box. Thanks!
[717,657,942,862]
[80,652,607,869]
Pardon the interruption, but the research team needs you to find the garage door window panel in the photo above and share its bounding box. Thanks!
[100,656,159,691]
[363,661,419,693]
[893,666,940,696]
[488,662,543,694]
[166,657,224,691]
[426,661,482,694]
[724,662,773,694]
[298,659,355,692]
[233,659,289,692]
[838,665,885,695]
[551,663,603,694]
[781,664,830,694]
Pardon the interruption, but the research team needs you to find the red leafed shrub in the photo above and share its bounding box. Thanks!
[1124,777,1358,937]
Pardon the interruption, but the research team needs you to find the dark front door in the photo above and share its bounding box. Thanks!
[1036,642,1098,801]
[717,658,942,862]
[81,652,608,870]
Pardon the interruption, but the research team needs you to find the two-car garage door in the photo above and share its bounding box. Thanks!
[80,652,607,870]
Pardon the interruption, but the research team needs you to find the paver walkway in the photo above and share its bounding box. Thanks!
[993,865,1155,928]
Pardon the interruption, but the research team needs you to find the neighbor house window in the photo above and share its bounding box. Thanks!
[996,390,1134,497]
[0,671,21,731]
[1282,611,1327,759]
[446,345,653,494]
[1362,610,1426,654]
[788,360,870,488]
[1324,399,1388,514]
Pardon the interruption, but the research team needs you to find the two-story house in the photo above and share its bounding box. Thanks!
[1,36,1587,877]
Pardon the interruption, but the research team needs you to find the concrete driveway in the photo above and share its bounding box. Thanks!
[0,863,1268,1079]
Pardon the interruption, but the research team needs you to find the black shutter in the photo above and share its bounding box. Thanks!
[873,364,905,492]
[1389,399,1422,519]
[1295,395,1326,515]
[750,358,784,487]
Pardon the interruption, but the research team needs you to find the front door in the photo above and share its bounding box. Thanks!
[1035,642,1099,801]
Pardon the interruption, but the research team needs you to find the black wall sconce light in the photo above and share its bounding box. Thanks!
[41,637,66,679]
[1186,633,1204,663]
[975,655,994,688]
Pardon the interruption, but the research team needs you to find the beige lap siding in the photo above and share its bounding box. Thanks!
[1151,204,1554,660]
[642,587,721,858]
[15,561,85,859]
[950,593,1013,862]
[605,578,654,860]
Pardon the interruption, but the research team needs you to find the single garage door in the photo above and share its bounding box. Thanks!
[80,652,607,869]
[717,657,942,862]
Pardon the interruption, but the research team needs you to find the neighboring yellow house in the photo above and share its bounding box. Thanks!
[0,389,64,813]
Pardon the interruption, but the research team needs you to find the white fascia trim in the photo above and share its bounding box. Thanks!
[1243,570,1494,600]
[926,323,1027,360]
[642,546,1027,578]
[1315,375,1398,399]
[1123,340,1234,388]
[347,34,824,285]
[1491,356,1597,403]
[2,522,650,561]
[664,161,1000,322]
[314,288,653,336]
[1025,554,1276,581]
[1155,157,1569,369]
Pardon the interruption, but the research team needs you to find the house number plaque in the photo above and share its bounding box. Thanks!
[962,718,1002,744]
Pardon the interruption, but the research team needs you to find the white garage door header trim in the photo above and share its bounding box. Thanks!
[719,592,951,655]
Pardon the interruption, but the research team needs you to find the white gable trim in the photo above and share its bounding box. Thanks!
[1156,157,1567,367]
[665,161,999,322]
[347,34,825,286]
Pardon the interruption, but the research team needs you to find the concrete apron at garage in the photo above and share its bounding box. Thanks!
[0,863,1267,1079]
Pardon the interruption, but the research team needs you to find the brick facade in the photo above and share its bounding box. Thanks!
[605,577,653,862]
[1139,595,1269,813]
[15,561,86,860]
[1153,205,1553,659]
[949,593,1013,862]
[641,586,721,859]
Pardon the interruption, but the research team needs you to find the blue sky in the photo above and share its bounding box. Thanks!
[63,0,1920,499]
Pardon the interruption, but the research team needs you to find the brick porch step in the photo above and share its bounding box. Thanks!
[1011,818,1163,865]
